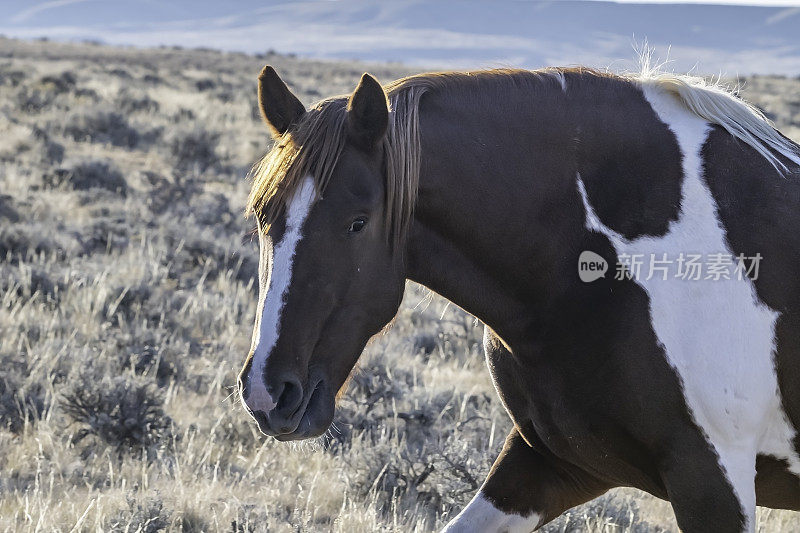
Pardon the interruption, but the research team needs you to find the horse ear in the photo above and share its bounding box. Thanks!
[347,73,389,151]
[258,65,306,138]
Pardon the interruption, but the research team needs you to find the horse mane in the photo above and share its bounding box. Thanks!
[247,65,799,242]
[632,65,800,173]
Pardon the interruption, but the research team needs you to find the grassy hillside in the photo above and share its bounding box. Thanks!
[1,37,799,532]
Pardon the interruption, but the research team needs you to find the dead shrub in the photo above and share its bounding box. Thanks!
[63,110,140,148]
[166,127,220,171]
[44,159,128,196]
[61,372,172,451]
[0,365,47,433]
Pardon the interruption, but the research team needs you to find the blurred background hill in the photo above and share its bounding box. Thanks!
[1,0,800,74]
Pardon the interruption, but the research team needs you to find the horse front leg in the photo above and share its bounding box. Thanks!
[659,443,756,533]
[442,428,608,532]
[443,326,610,532]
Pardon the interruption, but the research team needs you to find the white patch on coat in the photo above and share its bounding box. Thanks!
[635,73,800,172]
[576,85,800,532]
[441,492,540,533]
[244,176,315,414]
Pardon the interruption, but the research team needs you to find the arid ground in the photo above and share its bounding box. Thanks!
[1,37,799,532]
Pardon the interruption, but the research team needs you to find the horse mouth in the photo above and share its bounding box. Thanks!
[255,380,334,441]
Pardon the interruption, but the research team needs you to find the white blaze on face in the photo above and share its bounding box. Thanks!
[245,176,316,414]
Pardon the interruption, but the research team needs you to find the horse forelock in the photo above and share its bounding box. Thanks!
[246,79,434,248]
[246,98,348,230]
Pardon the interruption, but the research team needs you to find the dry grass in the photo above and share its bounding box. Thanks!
[1,37,799,532]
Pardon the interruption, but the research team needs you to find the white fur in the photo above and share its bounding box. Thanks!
[244,176,315,414]
[550,69,566,92]
[442,492,540,533]
[577,85,800,532]
[635,70,800,173]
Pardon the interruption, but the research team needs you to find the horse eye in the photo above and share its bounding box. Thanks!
[348,217,367,233]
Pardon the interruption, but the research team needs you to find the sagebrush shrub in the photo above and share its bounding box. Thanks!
[44,159,128,195]
[0,68,26,87]
[0,367,47,433]
[0,195,20,223]
[15,71,77,112]
[166,127,220,171]
[116,90,160,114]
[30,127,65,164]
[38,71,76,94]
[61,372,172,450]
[63,110,140,148]
[0,223,79,261]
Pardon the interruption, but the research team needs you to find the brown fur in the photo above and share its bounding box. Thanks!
[246,68,576,245]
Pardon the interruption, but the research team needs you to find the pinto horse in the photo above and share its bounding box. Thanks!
[237,65,800,532]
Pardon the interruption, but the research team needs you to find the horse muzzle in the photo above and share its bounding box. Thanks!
[242,376,334,440]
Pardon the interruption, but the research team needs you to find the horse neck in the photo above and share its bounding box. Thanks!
[403,72,636,346]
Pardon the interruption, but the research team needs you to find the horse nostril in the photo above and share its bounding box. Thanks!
[252,409,269,428]
[274,378,304,417]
